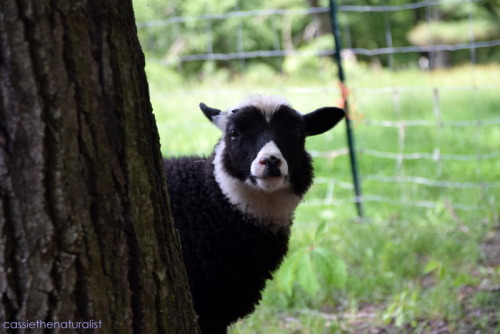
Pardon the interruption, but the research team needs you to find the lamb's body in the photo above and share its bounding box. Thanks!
[164,156,289,333]
[163,96,344,333]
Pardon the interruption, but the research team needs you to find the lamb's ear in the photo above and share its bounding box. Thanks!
[199,103,227,131]
[304,107,345,136]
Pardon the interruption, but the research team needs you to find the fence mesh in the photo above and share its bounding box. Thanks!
[138,0,500,224]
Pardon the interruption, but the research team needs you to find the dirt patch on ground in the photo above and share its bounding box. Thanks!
[480,228,500,268]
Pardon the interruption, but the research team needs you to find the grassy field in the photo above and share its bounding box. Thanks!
[147,62,500,333]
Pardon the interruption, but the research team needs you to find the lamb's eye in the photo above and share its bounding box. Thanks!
[228,129,240,140]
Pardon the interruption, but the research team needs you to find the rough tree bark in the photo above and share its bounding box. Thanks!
[0,0,199,333]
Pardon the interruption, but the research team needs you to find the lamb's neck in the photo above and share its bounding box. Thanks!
[228,184,301,227]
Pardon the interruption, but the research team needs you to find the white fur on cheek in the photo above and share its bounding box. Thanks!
[213,140,301,227]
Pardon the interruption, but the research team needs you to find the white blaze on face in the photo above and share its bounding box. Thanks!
[249,141,289,192]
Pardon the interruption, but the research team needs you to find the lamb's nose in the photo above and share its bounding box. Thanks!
[260,155,282,168]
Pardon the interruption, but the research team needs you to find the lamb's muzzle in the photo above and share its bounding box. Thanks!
[249,140,288,191]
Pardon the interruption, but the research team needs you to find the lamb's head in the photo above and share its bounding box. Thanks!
[201,95,344,191]
[200,95,344,223]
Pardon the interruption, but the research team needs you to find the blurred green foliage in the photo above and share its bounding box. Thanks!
[133,0,500,77]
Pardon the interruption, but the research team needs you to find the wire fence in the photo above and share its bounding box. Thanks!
[138,0,500,223]
[137,1,500,65]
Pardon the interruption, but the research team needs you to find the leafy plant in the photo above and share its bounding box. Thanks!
[276,222,348,299]
[382,291,420,328]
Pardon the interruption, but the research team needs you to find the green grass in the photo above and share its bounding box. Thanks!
[147,62,500,332]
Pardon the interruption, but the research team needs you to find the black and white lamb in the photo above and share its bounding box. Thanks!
[163,95,345,334]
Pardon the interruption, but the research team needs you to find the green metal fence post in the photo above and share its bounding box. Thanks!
[329,0,364,218]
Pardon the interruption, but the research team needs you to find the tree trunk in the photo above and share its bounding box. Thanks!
[0,0,199,333]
